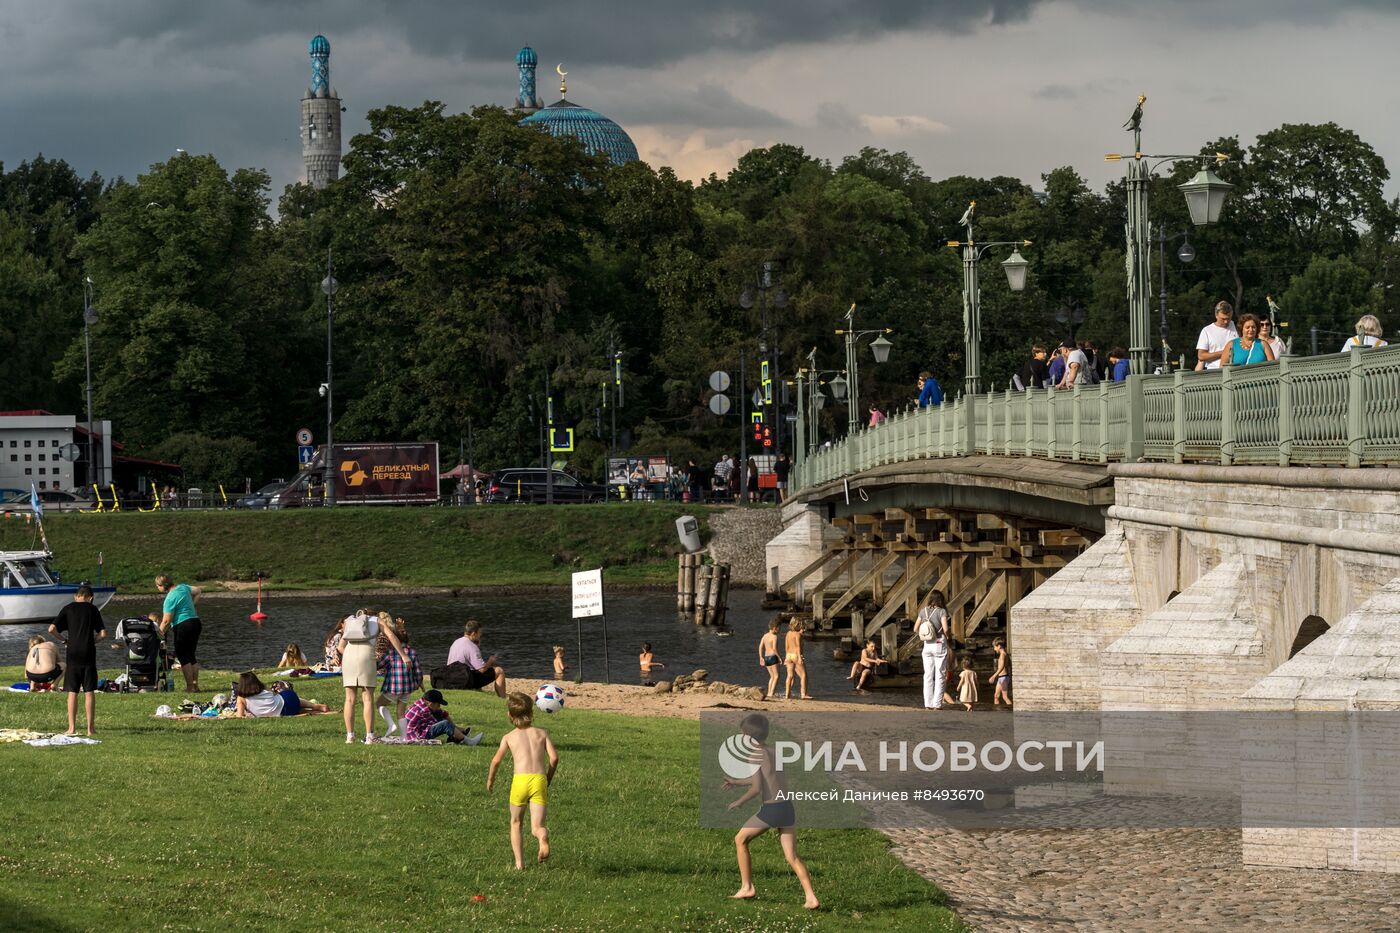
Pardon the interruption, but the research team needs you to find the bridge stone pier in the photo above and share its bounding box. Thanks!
[1012,463,1400,872]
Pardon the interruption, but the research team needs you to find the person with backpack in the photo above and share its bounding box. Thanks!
[916,591,951,710]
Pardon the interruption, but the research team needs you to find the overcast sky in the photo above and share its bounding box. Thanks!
[1,0,1397,199]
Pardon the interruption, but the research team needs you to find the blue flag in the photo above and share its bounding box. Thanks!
[30,483,42,522]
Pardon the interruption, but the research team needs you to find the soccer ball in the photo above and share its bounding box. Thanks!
[535,683,566,714]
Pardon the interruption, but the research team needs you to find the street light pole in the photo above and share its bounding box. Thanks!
[947,202,1031,395]
[82,277,98,489]
[1153,226,1196,372]
[1108,96,1233,375]
[321,250,338,508]
[834,304,892,437]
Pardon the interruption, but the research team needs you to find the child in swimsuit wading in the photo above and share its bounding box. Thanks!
[487,693,559,869]
[722,712,819,909]
[758,620,782,699]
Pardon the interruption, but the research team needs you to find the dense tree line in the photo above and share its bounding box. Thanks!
[0,108,1395,486]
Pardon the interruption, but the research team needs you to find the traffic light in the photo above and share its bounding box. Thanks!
[751,410,763,444]
[762,425,773,448]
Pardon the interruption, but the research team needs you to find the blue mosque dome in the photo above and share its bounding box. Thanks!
[309,35,330,56]
[516,46,537,67]
[520,100,639,165]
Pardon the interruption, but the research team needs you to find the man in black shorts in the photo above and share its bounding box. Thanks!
[446,620,507,698]
[49,585,107,736]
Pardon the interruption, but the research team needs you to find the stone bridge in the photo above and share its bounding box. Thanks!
[766,349,1400,873]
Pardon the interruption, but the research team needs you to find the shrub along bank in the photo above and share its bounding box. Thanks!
[5,503,718,593]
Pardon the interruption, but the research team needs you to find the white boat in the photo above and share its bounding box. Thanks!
[0,550,117,624]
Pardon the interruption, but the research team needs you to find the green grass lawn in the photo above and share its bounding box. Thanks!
[0,667,961,932]
[4,503,720,593]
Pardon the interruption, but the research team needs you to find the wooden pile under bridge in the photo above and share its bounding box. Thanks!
[777,507,1097,674]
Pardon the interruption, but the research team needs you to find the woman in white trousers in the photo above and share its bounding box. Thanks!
[917,592,951,709]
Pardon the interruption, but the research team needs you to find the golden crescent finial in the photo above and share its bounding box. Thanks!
[556,62,567,95]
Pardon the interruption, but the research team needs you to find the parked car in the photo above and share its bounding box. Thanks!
[485,468,609,504]
[234,481,287,510]
[1,489,96,513]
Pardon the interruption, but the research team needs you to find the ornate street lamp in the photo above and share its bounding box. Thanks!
[834,304,893,437]
[1179,166,1234,226]
[947,201,1033,394]
[1000,248,1030,292]
[1107,95,1232,374]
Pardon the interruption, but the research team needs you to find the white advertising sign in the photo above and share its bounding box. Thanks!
[571,568,604,619]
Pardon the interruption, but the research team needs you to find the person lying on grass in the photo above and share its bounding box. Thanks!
[486,693,559,869]
[233,671,328,718]
[403,688,482,745]
[722,712,820,910]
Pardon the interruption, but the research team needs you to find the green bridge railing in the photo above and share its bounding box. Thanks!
[794,346,1400,490]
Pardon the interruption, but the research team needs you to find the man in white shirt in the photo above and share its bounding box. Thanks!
[1196,301,1238,370]
[1057,340,1090,388]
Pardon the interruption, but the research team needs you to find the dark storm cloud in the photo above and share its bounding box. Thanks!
[70,0,1043,67]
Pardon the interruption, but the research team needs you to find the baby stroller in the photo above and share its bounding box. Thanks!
[117,617,171,692]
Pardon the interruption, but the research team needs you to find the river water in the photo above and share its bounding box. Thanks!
[3,589,913,702]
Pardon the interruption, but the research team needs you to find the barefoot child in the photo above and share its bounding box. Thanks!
[486,693,559,869]
[847,638,881,693]
[49,585,106,736]
[723,712,819,910]
[988,637,1012,708]
[783,620,812,700]
[552,645,567,678]
[957,657,978,711]
[758,620,781,699]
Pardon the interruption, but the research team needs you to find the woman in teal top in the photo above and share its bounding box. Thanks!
[156,574,203,692]
[1222,314,1275,367]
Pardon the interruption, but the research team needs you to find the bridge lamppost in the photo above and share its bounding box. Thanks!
[1108,95,1233,375]
[1151,227,1196,372]
[795,346,847,456]
[946,200,1031,395]
[834,303,892,437]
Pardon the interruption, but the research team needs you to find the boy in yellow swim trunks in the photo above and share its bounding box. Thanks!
[487,692,560,869]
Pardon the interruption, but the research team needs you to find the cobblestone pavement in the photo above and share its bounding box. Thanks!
[884,825,1400,932]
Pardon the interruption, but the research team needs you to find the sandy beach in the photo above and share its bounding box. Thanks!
[561,679,922,720]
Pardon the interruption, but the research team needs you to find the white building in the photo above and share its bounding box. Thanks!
[0,411,112,494]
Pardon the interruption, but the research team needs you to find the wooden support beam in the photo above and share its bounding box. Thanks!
[963,574,1008,641]
[862,554,936,636]
[827,550,902,619]
[1040,529,1092,548]
[810,550,863,621]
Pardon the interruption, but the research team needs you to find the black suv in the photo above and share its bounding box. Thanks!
[486,468,608,504]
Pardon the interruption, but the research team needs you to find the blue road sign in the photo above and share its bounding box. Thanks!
[298,445,316,466]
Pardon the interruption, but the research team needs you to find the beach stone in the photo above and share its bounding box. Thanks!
[652,680,671,694]
[690,668,709,682]
[744,687,765,700]
[673,674,692,688]
[727,684,746,696]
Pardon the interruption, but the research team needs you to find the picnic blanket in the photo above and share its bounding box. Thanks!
[276,669,341,678]
[154,710,339,721]
[1,730,99,747]
[25,734,100,747]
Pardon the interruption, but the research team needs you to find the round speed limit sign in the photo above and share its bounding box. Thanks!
[296,427,313,446]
